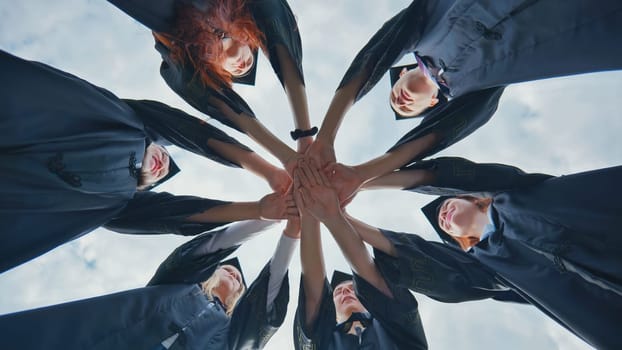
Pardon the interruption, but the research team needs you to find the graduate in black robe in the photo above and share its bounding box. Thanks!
[339,157,622,349]
[107,0,313,166]
[292,160,427,350]
[0,219,299,349]
[0,49,295,273]
[306,0,622,203]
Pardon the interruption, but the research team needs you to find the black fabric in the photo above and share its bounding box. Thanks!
[107,0,305,131]
[402,156,552,245]
[337,0,622,162]
[0,50,239,273]
[0,226,290,350]
[293,273,427,350]
[378,163,622,349]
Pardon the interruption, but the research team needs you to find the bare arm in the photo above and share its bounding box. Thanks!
[343,214,397,257]
[273,45,313,152]
[295,161,393,298]
[186,193,297,223]
[327,132,439,203]
[361,166,435,190]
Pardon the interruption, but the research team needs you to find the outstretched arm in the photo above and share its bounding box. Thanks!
[273,44,313,153]
[266,217,301,310]
[186,192,298,223]
[123,99,292,193]
[294,169,327,329]
[308,1,427,167]
[295,160,392,298]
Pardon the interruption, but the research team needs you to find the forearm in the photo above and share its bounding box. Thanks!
[201,220,276,253]
[361,168,434,190]
[300,215,326,327]
[233,114,297,165]
[323,214,393,298]
[186,202,262,223]
[316,71,367,144]
[344,215,397,257]
[267,233,299,308]
[206,138,280,180]
[275,45,311,131]
[354,132,439,183]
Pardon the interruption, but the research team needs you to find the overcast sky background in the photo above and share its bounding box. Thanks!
[1,1,620,349]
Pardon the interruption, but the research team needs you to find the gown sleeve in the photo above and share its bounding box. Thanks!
[374,228,528,303]
[104,191,232,236]
[147,225,243,286]
[337,0,430,101]
[106,0,177,33]
[293,278,336,350]
[250,0,305,86]
[123,99,252,167]
[352,272,428,350]
[401,156,553,195]
[387,86,505,164]
[155,38,258,131]
[228,261,290,350]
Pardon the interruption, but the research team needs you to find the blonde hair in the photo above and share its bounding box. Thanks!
[200,266,246,316]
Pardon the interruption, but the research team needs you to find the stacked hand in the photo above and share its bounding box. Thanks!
[259,192,298,220]
[293,159,342,222]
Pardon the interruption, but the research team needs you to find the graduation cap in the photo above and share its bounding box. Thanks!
[330,270,353,290]
[389,63,448,120]
[421,196,460,247]
[218,256,247,288]
[231,50,259,86]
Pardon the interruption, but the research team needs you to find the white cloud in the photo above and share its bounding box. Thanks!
[1,1,616,349]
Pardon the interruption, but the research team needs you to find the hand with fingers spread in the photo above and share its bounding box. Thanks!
[293,160,342,222]
[305,138,336,169]
[259,192,298,220]
[324,162,364,206]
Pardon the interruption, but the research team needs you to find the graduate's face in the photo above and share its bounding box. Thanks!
[437,198,483,238]
[141,144,170,186]
[221,37,254,77]
[390,67,439,117]
[333,281,367,322]
[213,265,243,298]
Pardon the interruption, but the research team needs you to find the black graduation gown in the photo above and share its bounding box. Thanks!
[338,0,622,163]
[293,274,427,350]
[373,157,622,349]
[0,50,251,273]
[107,0,304,131]
[0,227,290,350]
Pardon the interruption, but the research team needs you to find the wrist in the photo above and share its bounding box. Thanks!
[322,211,347,228]
[290,126,318,141]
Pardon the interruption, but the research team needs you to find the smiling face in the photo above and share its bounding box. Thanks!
[333,281,367,323]
[140,143,170,187]
[221,37,254,77]
[390,67,439,117]
[437,198,487,240]
[212,264,243,299]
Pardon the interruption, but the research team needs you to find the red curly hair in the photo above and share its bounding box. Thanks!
[156,0,265,88]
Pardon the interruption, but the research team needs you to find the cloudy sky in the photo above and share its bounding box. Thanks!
[1,1,620,349]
